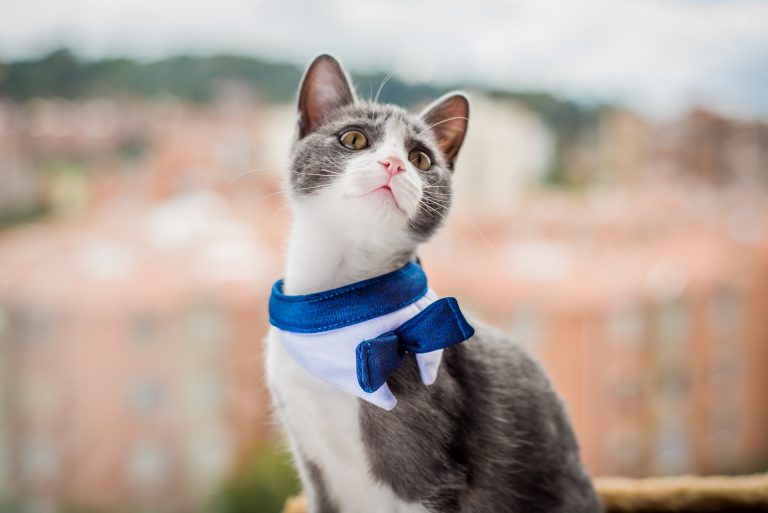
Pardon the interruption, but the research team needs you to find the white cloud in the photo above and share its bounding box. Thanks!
[1,0,767,117]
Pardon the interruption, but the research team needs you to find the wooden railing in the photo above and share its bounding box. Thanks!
[282,473,768,513]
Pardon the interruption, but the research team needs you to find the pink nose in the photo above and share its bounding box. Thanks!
[378,156,405,176]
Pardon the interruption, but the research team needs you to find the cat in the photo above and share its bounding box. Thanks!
[265,54,602,513]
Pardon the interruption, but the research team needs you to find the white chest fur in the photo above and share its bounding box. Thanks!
[266,328,429,513]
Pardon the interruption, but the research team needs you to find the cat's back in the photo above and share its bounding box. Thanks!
[361,320,602,512]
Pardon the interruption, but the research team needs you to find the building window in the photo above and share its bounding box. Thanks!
[655,429,690,475]
[190,436,230,483]
[508,307,546,350]
[610,377,641,403]
[0,306,9,336]
[16,307,52,347]
[20,437,57,483]
[186,305,227,351]
[606,302,644,346]
[125,441,168,491]
[655,299,689,347]
[21,375,58,419]
[130,313,158,345]
[130,379,164,415]
[652,298,690,371]
[710,286,741,337]
[607,430,642,471]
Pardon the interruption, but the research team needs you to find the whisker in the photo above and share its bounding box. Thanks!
[257,189,286,203]
[422,192,450,202]
[417,116,469,136]
[418,199,447,218]
[415,203,474,257]
[422,196,451,207]
[451,227,474,256]
[421,199,452,214]
[374,71,395,104]
[266,202,290,226]
[320,155,344,165]
[460,215,498,252]
[292,183,332,192]
[228,167,281,184]
[296,173,342,178]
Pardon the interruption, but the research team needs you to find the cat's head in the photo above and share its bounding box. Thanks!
[287,54,469,249]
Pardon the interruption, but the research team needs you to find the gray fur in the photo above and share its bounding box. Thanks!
[360,320,602,512]
[287,55,601,512]
[305,458,339,513]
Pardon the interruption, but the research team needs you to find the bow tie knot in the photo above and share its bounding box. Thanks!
[355,297,475,393]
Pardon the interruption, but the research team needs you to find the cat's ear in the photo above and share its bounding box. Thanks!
[297,54,356,138]
[419,92,469,168]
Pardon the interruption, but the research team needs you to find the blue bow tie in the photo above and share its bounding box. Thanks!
[269,262,475,394]
[355,296,474,392]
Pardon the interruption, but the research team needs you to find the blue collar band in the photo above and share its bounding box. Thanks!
[269,261,428,333]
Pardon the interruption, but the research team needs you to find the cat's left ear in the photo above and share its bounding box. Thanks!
[419,92,469,169]
[297,54,357,138]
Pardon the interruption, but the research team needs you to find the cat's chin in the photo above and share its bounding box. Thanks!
[343,187,408,218]
[367,186,407,214]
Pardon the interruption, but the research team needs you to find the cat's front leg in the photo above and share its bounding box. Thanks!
[295,455,337,513]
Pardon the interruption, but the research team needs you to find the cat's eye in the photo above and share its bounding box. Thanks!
[339,130,368,150]
[409,150,432,171]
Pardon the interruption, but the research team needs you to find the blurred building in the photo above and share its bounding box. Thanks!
[0,95,289,512]
[598,107,768,188]
[0,190,285,512]
[1,94,768,512]
[0,102,44,218]
[425,186,768,477]
[453,95,553,207]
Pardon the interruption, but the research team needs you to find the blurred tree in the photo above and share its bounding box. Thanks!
[0,48,606,188]
[210,443,300,513]
[1,48,85,99]
[0,497,22,513]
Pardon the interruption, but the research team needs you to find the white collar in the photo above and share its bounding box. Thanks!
[274,290,442,410]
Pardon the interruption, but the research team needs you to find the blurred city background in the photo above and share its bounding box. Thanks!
[1,1,767,512]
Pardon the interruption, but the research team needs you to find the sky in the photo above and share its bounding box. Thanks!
[2,0,767,118]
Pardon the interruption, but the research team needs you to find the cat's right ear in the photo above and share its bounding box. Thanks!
[297,54,356,138]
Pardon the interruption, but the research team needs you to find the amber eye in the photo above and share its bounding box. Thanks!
[339,130,368,150]
[409,149,432,171]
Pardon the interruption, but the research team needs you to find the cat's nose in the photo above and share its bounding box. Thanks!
[378,156,406,176]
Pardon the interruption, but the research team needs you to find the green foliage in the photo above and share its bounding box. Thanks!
[0,48,608,188]
[59,504,117,513]
[0,203,49,229]
[0,444,300,513]
[0,49,292,102]
[0,497,117,513]
[0,49,444,106]
[0,497,22,513]
[210,442,301,513]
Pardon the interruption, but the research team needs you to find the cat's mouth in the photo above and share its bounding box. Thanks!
[365,184,406,214]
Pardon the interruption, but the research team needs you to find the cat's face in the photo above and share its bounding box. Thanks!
[287,55,469,248]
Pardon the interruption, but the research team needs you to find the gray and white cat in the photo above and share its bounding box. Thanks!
[265,54,602,513]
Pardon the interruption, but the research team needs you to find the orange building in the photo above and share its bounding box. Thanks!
[0,190,284,511]
[1,96,767,511]
[424,188,768,477]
